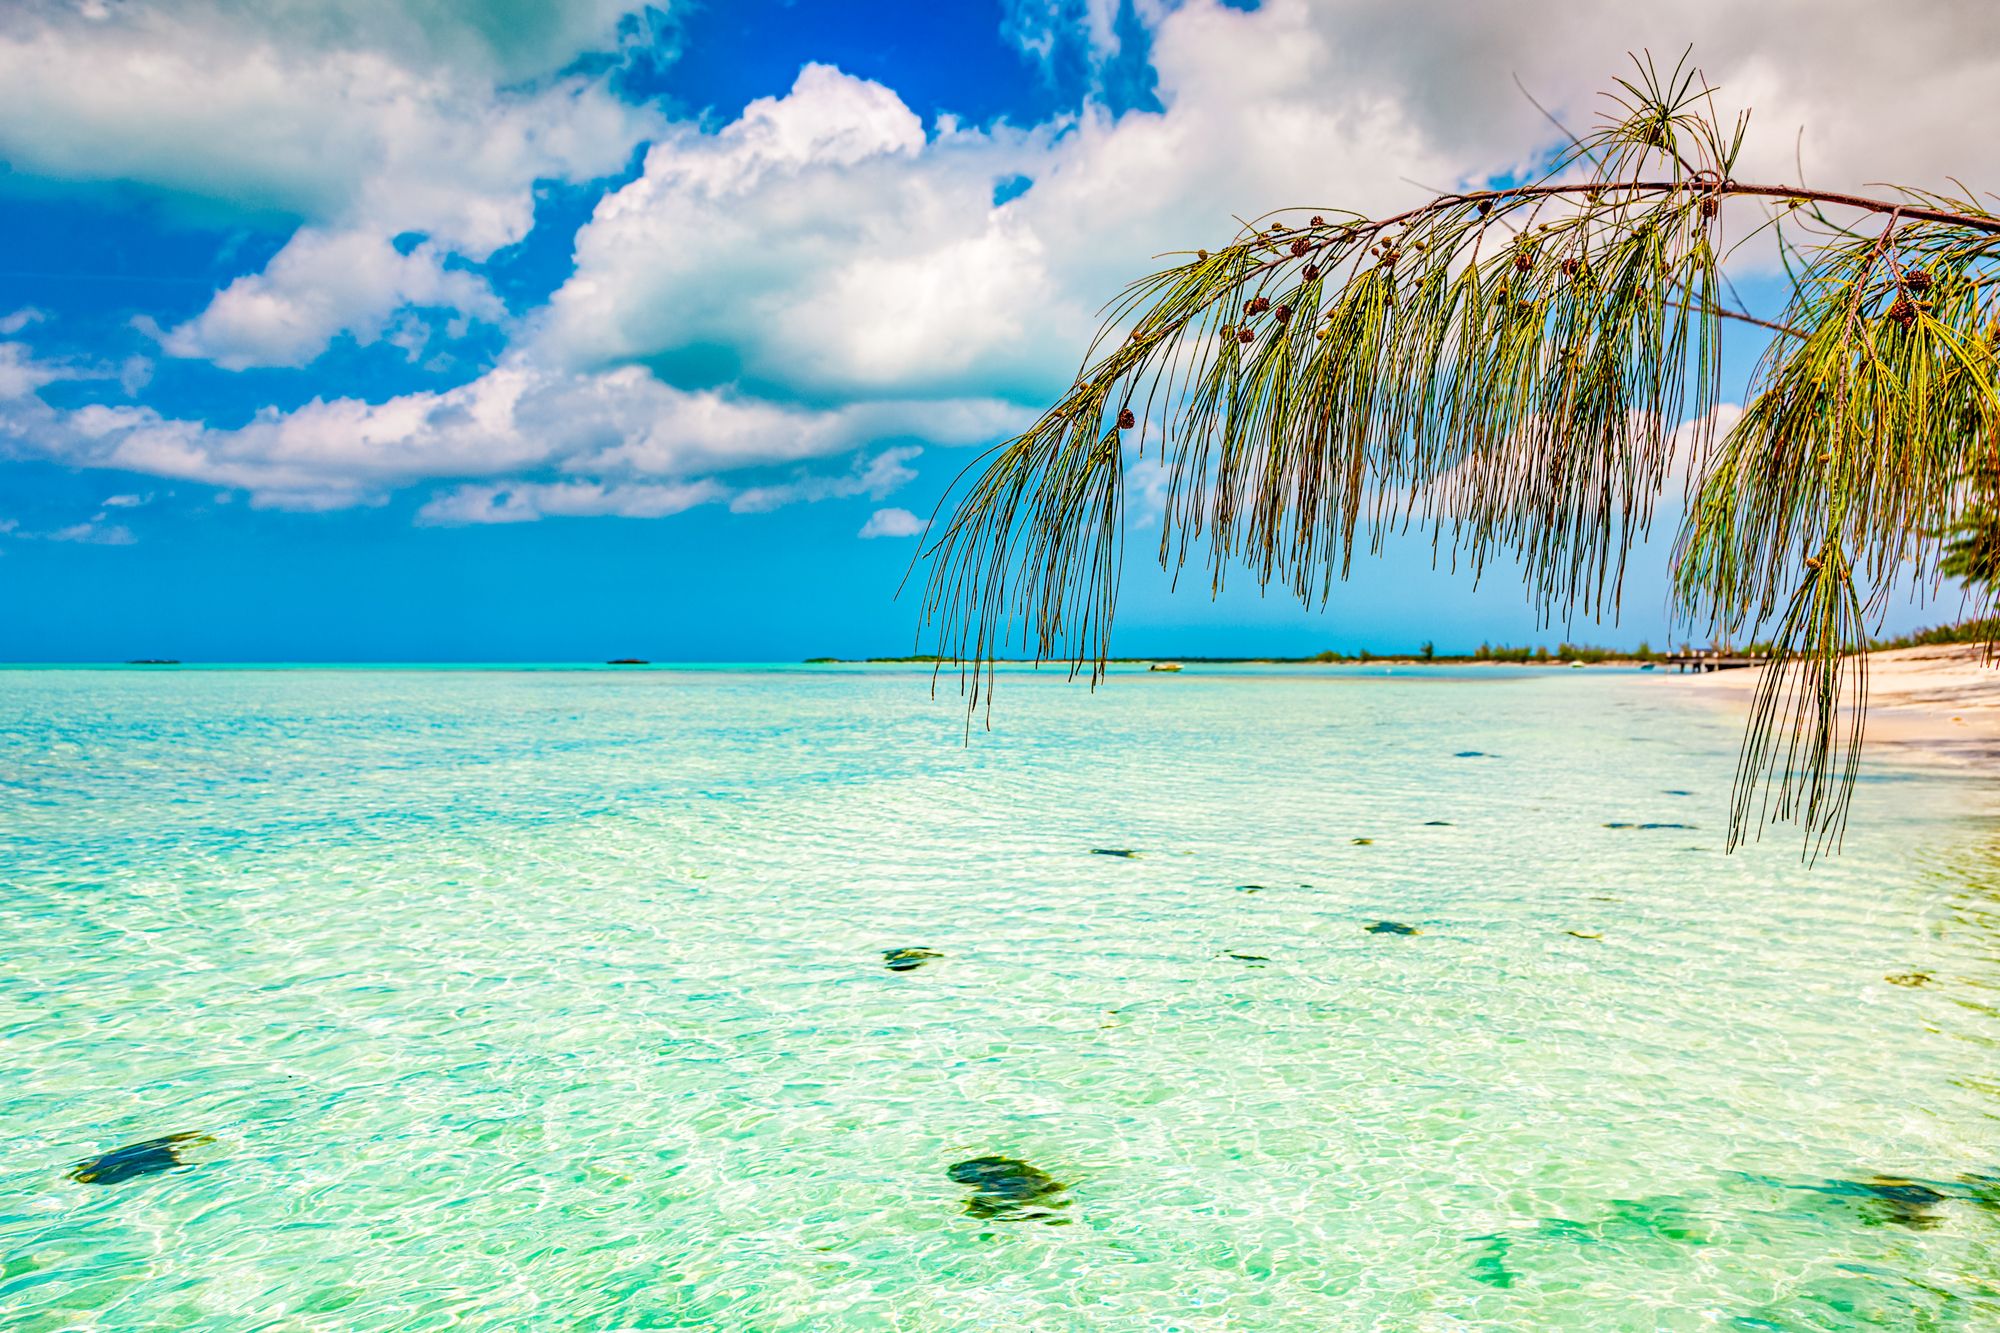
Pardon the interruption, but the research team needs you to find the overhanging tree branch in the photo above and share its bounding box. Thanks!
[919,52,2000,855]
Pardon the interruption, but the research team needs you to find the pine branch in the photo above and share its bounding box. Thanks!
[920,52,2000,853]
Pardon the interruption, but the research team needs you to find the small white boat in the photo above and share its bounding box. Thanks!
[1148,662,1184,673]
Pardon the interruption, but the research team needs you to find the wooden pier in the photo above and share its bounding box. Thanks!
[1662,651,1768,673]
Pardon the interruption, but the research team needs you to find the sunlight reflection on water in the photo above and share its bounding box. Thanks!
[2,664,1997,1330]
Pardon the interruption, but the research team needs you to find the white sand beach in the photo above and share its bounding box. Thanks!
[1669,643,2000,769]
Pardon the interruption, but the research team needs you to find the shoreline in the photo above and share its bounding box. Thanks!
[1667,643,2000,770]
[822,654,1661,667]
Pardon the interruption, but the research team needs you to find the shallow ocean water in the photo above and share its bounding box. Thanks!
[2,663,1999,1331]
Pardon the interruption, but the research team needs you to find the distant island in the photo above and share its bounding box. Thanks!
[802,620,1994,667]
[805,644,1657,666]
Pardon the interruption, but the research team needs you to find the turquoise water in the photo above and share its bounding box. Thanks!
[3,664,1999,1331]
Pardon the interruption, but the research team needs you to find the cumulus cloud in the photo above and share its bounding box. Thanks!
[47,1,646,85]
[0,1,658,368]
[1,353,1021,512]
[1208,0,2000,193]
[7,0,2000,528]
[529,10,1466,403]
[535,62,1047,396]
[156,229,507,370]
[859,506,925,539]
[0,3,650,233]
[537,50,1427,400]
[540,0,2000,410]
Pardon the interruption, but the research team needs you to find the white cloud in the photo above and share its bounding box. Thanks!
[9,0,2000,527]
[729,446,920,514]
[48,515,136,546]
[0,342,70,400]
[1123,450,1171,533]
[859,506,924,539]
[416,446,928,525]
[102,492,152,508]
[1669,403,1745,483]
[540,0,2000,414]
[49,1,647,85]
[1233,0,2000,193]
[0,341,168,405]
[418,478,724,525]
[0,355,1023,512]
[0,2,659,368]
[118,356,153,396]
[156,229,506,369]
[537,62,1049,397]
[0,308,46,336]
[0,3,650,232]
[534,21,1454,403]
[1002,0,1127,70]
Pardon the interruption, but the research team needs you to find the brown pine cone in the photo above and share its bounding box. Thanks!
[1237,326,1255,345]
[1117,408,1136,430]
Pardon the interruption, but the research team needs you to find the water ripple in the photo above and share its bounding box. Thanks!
[2,665,1998,1329]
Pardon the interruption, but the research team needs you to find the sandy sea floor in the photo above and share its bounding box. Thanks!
[3,663,1999,1330]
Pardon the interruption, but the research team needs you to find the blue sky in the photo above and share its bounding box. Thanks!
[0,0,1987,661]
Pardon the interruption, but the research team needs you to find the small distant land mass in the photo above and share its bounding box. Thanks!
[803,620,1994,668]
[605,658,650,665]
[805,643,1650,667]
[125,659,180,665]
